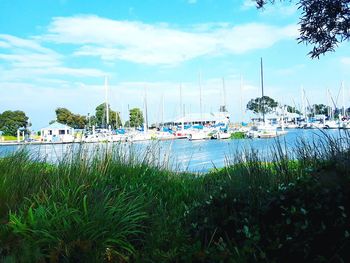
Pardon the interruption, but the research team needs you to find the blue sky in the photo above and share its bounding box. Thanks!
[0,0,349,129]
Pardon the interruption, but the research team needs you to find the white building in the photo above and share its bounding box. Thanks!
[165,112,230,126]
[40,122,74,142]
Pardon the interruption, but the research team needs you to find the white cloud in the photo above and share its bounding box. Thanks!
[341,57,350,65]
[241,0,256,10]
[0,34,106,80]
[259,4,298,17]
[0,34,55,54]
[0,53,61,68]
[215,23,298,54]
[188,0,197,4]
[275,64,305,76]
[42,15,298,65]
[0,41,11,48]
[0,67,105,83]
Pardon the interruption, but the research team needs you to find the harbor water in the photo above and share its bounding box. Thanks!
[0,129,346,172]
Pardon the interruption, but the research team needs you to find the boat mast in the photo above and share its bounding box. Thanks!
[327,88,330,118]
[180,84,184,132]
[222,77,227,112]
[240,75,244,121]
[342,81,345,117]
[301,86,306,121]
[144,87,148,132]
[199,71,203,120]
[105,76,110,128]
[161,93,164,128]
[260,57,265,123]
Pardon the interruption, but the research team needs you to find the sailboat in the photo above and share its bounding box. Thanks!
[127,88,153,142]
[248,58,287,138]
[323,88,341,129]
[186,76,212,141]
[211,77,231,140]
[154,94,176,140]
[83,76,117,143]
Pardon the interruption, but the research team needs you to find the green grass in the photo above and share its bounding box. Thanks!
[1,135,17,141]
[0,132,350,262]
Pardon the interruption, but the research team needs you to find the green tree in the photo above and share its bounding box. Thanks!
[310,104,330,115]
[286,105,302,115]
[246,96,278,115]
[95,103,122,128]
[0,110,29,136]
[255,0,350,58]
[115,112,122,128]
[129,108,144,128]
[55,108,87,129]
[56,108,73,125]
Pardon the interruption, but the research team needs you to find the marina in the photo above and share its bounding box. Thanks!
[1,0,350,261]
[0,129,343,172]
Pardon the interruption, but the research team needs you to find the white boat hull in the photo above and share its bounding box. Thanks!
[188,131,210,141]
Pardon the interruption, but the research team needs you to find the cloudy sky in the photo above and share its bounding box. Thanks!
[0,0,349,129]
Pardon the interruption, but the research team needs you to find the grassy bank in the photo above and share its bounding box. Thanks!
[1,135,17,141]
[0,132,350,262]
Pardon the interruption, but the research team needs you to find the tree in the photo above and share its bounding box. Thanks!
[129,108,144,128]
[95,103,122,128]
[255,0,350,58]
[56,108,74,125]
[0,110,29,136]
[55,108,87,129]
[314,104,330,115]
[286,105,302,115]
[246,96,278,115]
[308,104,331,115]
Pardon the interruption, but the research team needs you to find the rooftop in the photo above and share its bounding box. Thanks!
[41,121,73,130]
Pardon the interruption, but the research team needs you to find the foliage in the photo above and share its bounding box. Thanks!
[95,103,122,128]
[0,146,206,262]
[55,108,87,129]
[255,0,350,58]
[230,131,246,139]
[0,110,29,136]
[246,96,278,115]
[185,133,350,262]
[129,108,144,128]
[1,133,350,262]
[286,105,302,115]
[308,103,331,116]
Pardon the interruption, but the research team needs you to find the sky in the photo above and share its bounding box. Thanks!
[0,0,349,130]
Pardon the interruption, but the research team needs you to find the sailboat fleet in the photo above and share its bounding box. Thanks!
[40,57,349,145]
[2,56,347,147]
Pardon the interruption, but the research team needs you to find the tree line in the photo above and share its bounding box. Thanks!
[0,104,145,136]
[246,96,346,117]
[53,104,144,129]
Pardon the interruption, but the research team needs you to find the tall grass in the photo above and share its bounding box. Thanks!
[0,131,350,262]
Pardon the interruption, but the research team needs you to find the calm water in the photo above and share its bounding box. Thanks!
[0,129,345,172]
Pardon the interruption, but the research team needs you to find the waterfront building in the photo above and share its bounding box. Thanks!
[40,122,74,142]
[164,112,230,126]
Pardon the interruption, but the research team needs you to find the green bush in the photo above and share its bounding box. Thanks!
[230,131,246,139]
